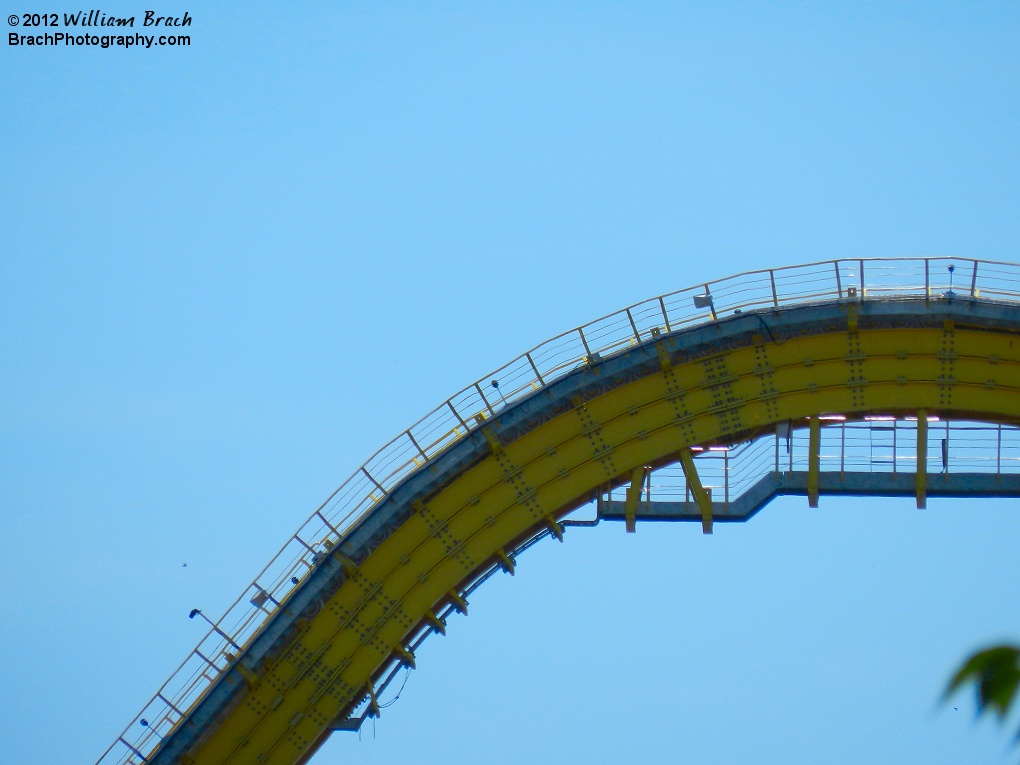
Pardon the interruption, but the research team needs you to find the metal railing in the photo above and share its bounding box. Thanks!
[95,256,1019,765]
[636,419,1020,512]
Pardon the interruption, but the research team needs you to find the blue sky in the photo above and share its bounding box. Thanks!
[4,3,1020,763]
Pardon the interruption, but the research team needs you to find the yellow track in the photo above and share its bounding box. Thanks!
[175,301,1020,765]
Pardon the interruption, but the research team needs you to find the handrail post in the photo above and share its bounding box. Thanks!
[361,467,386,495]
[840,422,845,474]
[446,400,468,430]
[971,260,979,297]
[315,510,341,538]
[774,430,779,475]
[405,429,428,460]
[117,737,148,762]
[474,382,496,416]
[769,269,778,307]
[658,296,672,333]
[525,351,545,386]
[998,424,1002,474]
[724,450,730,507]
[157,693,184,719]
[834,260,842,298]
[892,418,897,473]
[577,326,592,356]
[625,307,641,343]
[194,648,220,671]
[704,283,718,320]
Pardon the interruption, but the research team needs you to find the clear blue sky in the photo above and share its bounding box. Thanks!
[4,3,1020,763]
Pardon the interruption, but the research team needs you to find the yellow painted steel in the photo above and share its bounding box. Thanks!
[624,466,647,533]
[678,448,713,534]
[916,409,928,509]
[447,589,468,614]
[543,515,565,542]
[422,610,445,636]
[185,323,1020,765]
[494,548,516,575]
[807,415,821,508]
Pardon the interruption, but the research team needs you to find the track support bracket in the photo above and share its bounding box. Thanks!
[808,415,821,508]
[625,467,647,533]
[916,409,928,509]
[679,447,713,534]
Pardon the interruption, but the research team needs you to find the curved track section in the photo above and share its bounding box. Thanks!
[97,258,1020,765]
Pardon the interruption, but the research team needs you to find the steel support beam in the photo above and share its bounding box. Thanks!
[625,467,647,533]
[916,409,928,509]
[807,415,821,508]
[678,448,713,534]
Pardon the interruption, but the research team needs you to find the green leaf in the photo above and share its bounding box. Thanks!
[946,645,1020,721]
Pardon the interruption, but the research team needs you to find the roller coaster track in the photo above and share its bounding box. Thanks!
[96,257,1020,765]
